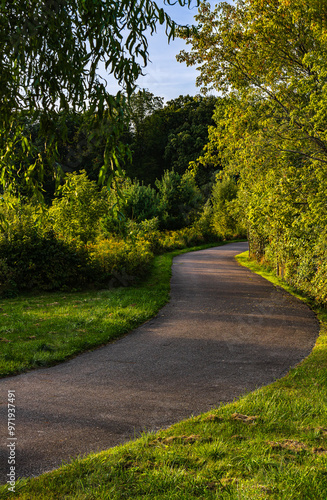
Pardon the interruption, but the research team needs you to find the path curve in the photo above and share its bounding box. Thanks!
[0,242,319,481]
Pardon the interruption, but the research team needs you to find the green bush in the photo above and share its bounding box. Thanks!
[126,218,164,254]
[121,179,161,222]
[211,176,245,239]
[155,169,203,230]
[0,193,49,240]
[271,229,327,306]
[0,258,18,297]
[251,216,327,307]
[192,200,218,242]
[0,177,227,297]
[0,230,92,293]
[97,178,161,238]
[88,237,153,286]
[49,171,110,243]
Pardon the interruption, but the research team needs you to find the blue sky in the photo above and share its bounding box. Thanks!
[105,1,221,102]
[134,0,207,101]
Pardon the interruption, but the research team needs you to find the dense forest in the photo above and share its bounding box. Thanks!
[0,0,326,307]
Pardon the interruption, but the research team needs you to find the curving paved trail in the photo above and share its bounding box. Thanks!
[0,242,319,481]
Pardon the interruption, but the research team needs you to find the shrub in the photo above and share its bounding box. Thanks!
[49,171,110,243]
[211,176,243,239]
[121,179,161,222]
[97,179,161,239]
[88,237,153,286]
[0,193,49,240]
[0,258,18,297]
[0,230,92,293]
[256,220,327,307]
[192,200,218,242]
[0,181,226,297]
[155,169,203,230]
[126,218,164,254]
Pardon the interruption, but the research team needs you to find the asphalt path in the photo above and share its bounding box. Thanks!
[0,242,319,482]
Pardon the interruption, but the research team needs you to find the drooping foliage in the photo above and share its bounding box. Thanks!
[0,0,198,198]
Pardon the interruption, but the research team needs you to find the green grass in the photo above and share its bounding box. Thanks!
[2,249,327,499]
[235,252,313,305]
[0,241,229,378]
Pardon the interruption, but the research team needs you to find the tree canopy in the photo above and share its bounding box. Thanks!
[0,0,198,198]
[126,94,218,185]
[178,0,327,164]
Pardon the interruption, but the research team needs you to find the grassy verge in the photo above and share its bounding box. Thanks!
[0,241,231,378]
[2,249,327,499]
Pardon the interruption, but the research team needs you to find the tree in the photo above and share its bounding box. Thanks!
[49,171,110,243]
[127,89,164,138]
[163,95,217,175]
[128,94,217,185]
[177,0,327,303]
[107,176,161,224]
[0,0,198,198]
[178,1,327,161]
[155,169,203,229]
[211,176,243,239]
[10,111,107,202]
[124,89,165,183]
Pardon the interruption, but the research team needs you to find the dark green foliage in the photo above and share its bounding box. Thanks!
[127,109,168,184]
[163,95,217,175]
[120,179,161,222]
[155,170,203,230]
[0,225,156,295]
[127,95,217,185]
[0,230,92,294]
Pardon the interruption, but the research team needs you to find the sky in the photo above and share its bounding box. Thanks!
[104,1,221,102]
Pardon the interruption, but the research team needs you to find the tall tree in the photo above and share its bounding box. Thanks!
[127,89,164,138]
[177,0,327,302]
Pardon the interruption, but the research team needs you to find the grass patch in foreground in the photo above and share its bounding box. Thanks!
[0,241,230,378]
[2,250,327,499]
